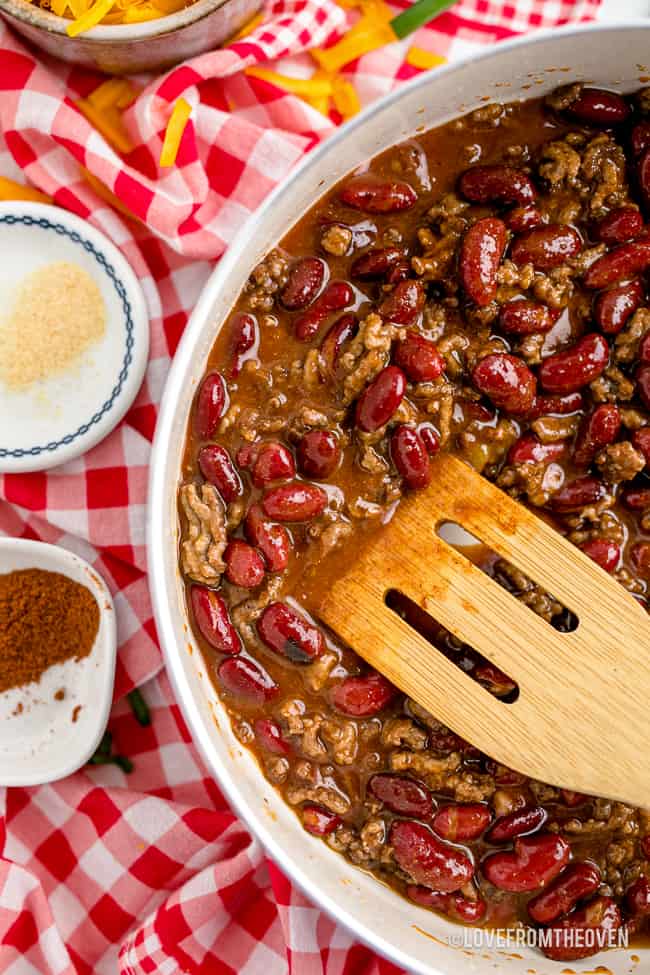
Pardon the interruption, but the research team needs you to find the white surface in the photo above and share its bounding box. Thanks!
[0,203,149,473]
[0,539,117,786]
[149,24,650,975]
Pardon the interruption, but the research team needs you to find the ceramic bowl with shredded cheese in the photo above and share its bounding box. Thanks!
[0,201,149,473]
[0,0,262,73]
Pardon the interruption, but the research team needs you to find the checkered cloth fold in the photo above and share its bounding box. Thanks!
[0,0,598,970]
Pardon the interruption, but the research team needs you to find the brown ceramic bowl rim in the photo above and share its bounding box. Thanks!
[0,0,235,40]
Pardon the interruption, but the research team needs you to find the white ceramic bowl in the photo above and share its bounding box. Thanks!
[0,202,149,473]
[0,538,117,786]
[0,0,261,73]
[149,23,650,974]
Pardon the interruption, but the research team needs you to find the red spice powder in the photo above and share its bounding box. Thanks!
[0,568,99,693]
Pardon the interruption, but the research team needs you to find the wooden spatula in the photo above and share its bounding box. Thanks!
[318,452,650,808]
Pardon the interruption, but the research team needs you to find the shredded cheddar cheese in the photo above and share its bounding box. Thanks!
[23,0,265,33]
[159,97,193,168]
[75,97,133,154]
[0,177,52,205]
[67,0,116,36]
[311,19,396,73]
[405,45,446,70]
[332,78,361,120]
[82,168,138,221]
[245,68,335,99]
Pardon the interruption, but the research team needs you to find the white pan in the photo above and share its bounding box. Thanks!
[149,23,650,974]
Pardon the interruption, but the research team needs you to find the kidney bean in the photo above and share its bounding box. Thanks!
[528,391,584,418]
[419,423,440,456]
[432,803,491,842]
[393,331,444,382]
[507,434,565,465]
[391,425,431,490]
[320,313,358,374]
[499,299,554,336]
[198,444,242,503]
[229,312,259,378]
[642,836,650,858]
[458,165,536,206]
[551,476,605,513]
[218,656,279,704]
[541,897,622,962]
[460,217,507,306]
[294,281,354,341]
[594,279,643,334]
[297,430,341,480]
[302,804,341,836]
[386,260,411,285]
[351,246,405,280]
[539,334,609,394]
[595,206,644,245]
[632,427,650,467]
[579,538,620,572]
[568,87,630,125]
[194,372,227,440]
[626,876,650,915]
[340,176,417,213]
[262,482,327,522]
[560,789,588,807]
[573,404,621,466]
[482,833,570,892]
[244,505,290,573]
[257,602,324,662]
[583,240,650,288]
[528,862,602,924]
[379,279,425,325]
[332,672,397,716]
[369,774,433,817]
[252,442,295,487]
[631,541,650,575]
[254,718,290,755]
[511,224,581,271]
[486,806,547,844]
[391,820,474,892]
[474,662,517,697]
[505,204,542,233]
[637,364,650,410]
[472,353,537,416]
[191,586,242,655]
[632,120,650,157]
[224,540,265,589]
[355,366,406,432]
[622,486,650,509]
[280,257,325,310]
[640,331,650,364]
[407,885,487,923]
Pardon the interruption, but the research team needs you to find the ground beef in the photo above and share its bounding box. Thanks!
[246,250,289,311]
[596,441,645,483]
[179,482,227,585]
[321,224,353,256]
[339,314,404,405]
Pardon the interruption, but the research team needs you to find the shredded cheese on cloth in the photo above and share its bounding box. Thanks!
[159,97,193,167]
[0,263,106,390]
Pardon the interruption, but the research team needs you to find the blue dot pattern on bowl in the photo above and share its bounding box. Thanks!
[0,213,135,459]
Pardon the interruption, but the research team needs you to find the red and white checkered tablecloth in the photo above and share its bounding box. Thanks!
[0,0,600,971]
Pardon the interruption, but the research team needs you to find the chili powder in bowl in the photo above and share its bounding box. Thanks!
[0,537,116,785]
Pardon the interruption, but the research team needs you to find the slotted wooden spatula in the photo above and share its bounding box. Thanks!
[318,452,650,808]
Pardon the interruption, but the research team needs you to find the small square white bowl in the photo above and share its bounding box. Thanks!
[0,538,117,785]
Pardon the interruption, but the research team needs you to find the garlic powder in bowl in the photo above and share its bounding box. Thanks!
[0,262,106,389]
[0,202,149,473]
